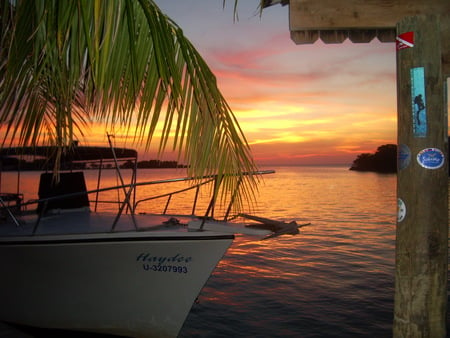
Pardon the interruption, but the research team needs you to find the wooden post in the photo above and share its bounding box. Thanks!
[395,15,448,337]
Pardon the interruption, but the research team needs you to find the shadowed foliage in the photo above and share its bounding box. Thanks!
[0,0,261,214]
[350,144,397,173]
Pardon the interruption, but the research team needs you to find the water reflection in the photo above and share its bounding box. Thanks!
[181,166,397,337]
[2,166,401,337]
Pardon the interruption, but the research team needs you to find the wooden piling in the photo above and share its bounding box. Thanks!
[394,14,448,337]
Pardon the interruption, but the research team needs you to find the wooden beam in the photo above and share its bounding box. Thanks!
[442,14,450,77]
[348,30,377,43]
[288,1,449,76]
[290,30,319,44]
[290,28,395,44]
[289,0,449,30]
[395,14,448,337]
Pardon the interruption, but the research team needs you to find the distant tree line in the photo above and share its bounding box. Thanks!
[349,144,397,173]
[350,140,450,174]
[121,160,186,169]
[0,158,185,171]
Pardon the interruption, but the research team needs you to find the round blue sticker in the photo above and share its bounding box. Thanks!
[398,144,411,170]
[416,148,445,169]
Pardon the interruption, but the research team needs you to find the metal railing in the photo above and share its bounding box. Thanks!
[0,170,275,234]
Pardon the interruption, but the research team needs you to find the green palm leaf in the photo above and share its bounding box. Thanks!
[0,0,260,215]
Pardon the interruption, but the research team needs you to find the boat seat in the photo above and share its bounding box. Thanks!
[0,192,23,205]
[0,192,23,219]
[38,172,90,214]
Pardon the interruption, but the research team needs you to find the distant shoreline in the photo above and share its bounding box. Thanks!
[0,159,186,171]
[349,144,397,174]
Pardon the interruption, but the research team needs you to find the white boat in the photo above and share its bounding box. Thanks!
[0,145,274,337]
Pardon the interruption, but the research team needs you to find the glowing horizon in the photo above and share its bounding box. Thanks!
[152,0,400,166]
[3,1,448,168]
[84,1,405,166]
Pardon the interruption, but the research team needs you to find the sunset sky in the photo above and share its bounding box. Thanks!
[153,0,399,166]
[6,1,448,167]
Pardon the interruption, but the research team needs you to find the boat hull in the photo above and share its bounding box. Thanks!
[0,232,233,337]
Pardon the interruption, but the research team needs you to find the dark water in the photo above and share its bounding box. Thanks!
[2,166,448,337]
[179,166,397,337]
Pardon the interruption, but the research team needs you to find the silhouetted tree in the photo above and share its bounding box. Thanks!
[350,153,374,171]
[350,144,397,173]
[372,144,397,173]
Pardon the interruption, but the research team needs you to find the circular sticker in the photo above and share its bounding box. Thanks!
[397,198,406,222]
[398,144,411,170]
[416,148,445,169]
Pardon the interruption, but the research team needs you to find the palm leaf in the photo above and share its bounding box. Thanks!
[0,0,260,214]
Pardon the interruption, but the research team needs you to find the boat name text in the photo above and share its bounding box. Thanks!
[136,253,192,264]
[136,253,192,273]
[142,264,188,273]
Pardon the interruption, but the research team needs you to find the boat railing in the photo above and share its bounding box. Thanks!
[133,177,216,215]
[0,193,23,227]
[0,170,275,234]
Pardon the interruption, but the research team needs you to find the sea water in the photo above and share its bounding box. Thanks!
[180,166,398,337]
[1,166,448,337]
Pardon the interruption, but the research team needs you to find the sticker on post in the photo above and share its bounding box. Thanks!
[417,148,445,169]
[398,144,411,170]
[410,67,427,137]
[396,31,414,50]
[397,198,406,223]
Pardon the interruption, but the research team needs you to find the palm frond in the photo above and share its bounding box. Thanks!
[0,0,260,214]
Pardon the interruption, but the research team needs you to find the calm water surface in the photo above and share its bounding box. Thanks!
[180,166,397,337]
[1,166,447,337]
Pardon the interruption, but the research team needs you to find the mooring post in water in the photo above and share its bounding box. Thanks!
[395,14,448,337]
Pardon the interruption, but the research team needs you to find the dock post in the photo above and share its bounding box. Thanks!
[395,14,448,337]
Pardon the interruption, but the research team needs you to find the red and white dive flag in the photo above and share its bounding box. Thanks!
[396,32,414,50]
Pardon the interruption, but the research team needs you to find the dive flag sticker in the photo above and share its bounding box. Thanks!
[396,31,414,50]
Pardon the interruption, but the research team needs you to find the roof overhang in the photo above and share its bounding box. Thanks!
[264,0,449,76]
